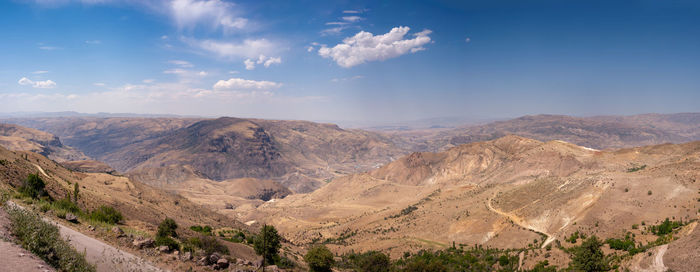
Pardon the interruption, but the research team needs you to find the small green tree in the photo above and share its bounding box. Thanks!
[254,224,281,266]
[305,245,335,272]
[73,182,79,204]
[157,218,178,238]
[570,236,609,272]
[20,173,46,199]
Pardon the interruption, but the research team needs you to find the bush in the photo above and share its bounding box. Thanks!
[155,236,180,251]
[6,206,95,272]
[189,225,212,235]
[569,236,609,272]
[53,197,81,214]
[187,235,229,255]
[157,218,178,238]
[305,245,335,272]
[649,218,681,236]
[354,251,390,272]
[89,206,123,224]
[19,173,47,199]
[254,225,282,265]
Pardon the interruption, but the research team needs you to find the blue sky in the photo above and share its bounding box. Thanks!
[1,0,699,125]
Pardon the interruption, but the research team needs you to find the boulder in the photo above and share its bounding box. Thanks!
[214,258,229,270]
[225,203,234,209]
[157,245,170,253]
[208,253,221,264]
[65,213,78,223]
[132,237,154,249]
[88,225,96,231]
[112,226,124,237]
[196,256,208,266]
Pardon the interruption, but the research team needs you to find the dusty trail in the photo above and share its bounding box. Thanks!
[486,195,554,248]
[6,202,165,272]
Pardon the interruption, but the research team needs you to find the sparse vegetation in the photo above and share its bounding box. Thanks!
[189,224,212,235]
[188,235,229,255]
[155,235,180,251]
[89,205,123,225]
[649,218,681,236]
[19,173,47,199]
[627,164,646,172]
[5,205,95,272]
[157,217,178,238]
[387,205,418,219]
[305,244,335,272]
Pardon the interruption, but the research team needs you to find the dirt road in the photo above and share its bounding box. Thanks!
[487,195,554,248]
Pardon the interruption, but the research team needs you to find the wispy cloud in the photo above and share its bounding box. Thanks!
[32,70,49,74]
[319,26,432,68]
[213,77,282,91]
[18,77,56,88]
[85,40,101,44]
[183,37,279,60]
[168,60,194,67]
[170,0,248,33]
[342,16,362,22]
[38,45,61,51]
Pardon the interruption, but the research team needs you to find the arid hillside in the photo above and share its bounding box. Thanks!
[246,136,700,269]
[4,117,406,193]
[0,123,88,162]
[392,113,700,152]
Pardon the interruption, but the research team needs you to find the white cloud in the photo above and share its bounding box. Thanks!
[331,75,364,82]
[32,70,49,74]
[168,60,193,67]
[85,40,101,44]
[326,22,348,25]
[93,82,106,87]
[243,55,282,70]
[38,46,60,51]
[465,37,471,43]
[170,0,248,33]
[142,79,156,83]
[343,10,361,14]
[161,35,169,40]
[213,78,282,91]
[244,59,256,70]
[318,26,432,68]
[18,77,56,88]
[342,16,362,22]
[185,38,278,60]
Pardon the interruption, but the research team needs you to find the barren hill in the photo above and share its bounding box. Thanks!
[0,123,88,162]
[4,117,405,193]
[247,135,700,269]
[394,113,700,152]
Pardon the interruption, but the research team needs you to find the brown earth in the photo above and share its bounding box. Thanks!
[0,123,88,162]
[4,117,405,193]
[242,135,700,269]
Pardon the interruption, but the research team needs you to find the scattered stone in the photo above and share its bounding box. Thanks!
[225,203,234,209]
[112,226,124,237]
[196,256,208,266]
[88,225,96,231]
[181,252,192,261]
[216,258,229,269]
[264,265,280,272]
[208,253,221,264]
[65,213,78,223]
[132,237,154,248]
[157,245,170,253]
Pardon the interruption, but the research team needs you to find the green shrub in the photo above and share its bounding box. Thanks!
[155,236,180,251]
[354,251,390,272]
[53,197,81,214]
[305,245,335,272]
[649,218,681,236]
[89,206,123,224]
[157,218,178,238]
[189,225,212,235]
[188,235,229,255]
[19,173,47,199]
[6,206,95,272]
